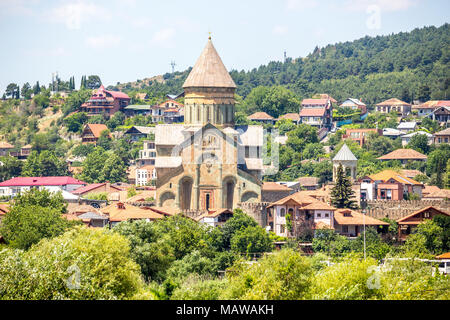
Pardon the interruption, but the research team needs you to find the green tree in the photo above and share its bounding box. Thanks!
[78,147,108,183]
[64,112,88,133]
[330,163,357,209]
[407,133,430,154]
[230,225,273,255]
[0,156,23,181]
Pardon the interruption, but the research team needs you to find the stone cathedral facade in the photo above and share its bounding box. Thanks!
[154,37,264,213]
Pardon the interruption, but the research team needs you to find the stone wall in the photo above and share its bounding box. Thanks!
[238,202,270,227]
[365,199,450,220]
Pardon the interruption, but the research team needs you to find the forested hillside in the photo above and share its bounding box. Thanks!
[112,24,449,107]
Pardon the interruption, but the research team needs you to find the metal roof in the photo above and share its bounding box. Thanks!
[332,144,357,161]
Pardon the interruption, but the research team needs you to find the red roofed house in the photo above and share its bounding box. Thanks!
[278,113,300,125]
[397,206,450,241]
[0,142,14,156]
[72,182,122,197]
[433,127,450,145]
[334,208,389,237]
[0,176,86,198]
[377,148,427,165]
[80,85,130,117]
[247,112,275,124]
[81,123,110,144]
[343,128,382,147]
[300,97,333,130]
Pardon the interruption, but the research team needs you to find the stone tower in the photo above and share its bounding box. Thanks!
[332,144,357,182]
[182,37,237,127]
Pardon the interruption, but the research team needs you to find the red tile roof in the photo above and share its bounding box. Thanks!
[0,142,14,149]
[278,113,300,121]
[302,99,328,105]
[85,123,109,138]
[299,108,326,117]
[0,176,86,187]
[436,100,450,107]
[72,183,121,195]
[377,149,427,161]
[248,112,274,120]
[376,98,411,106]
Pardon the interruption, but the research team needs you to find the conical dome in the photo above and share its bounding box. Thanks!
[333,144,357,161]
[183,39,236,89]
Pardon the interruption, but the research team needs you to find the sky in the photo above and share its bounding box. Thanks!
[0,0,449,93]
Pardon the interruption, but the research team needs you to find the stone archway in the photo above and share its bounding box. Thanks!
[223,176,236,209]
[179,176,193,211]
[159,191,175,207]
[241,191,258,203]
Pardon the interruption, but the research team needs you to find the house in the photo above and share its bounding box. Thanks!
[433,127,450,144]
[196,208,234,227]
[267,191,336,238]
[64,211,109,228]
[382,128,404,139]
[399,169,422,180]
[0,176,86,198]
[343,128,382,147]
[397,206,450,241]
[101,202,165,227]
[123,105,151,117]
[72,182,122,198]
[421,185,450,200]
[261,182,293,202]
[376,98,411,116]
[136,165,157,186]
[124,126,155,142]
[80,85,130,117]
[426,105,450,126]
[81,123,110,144]
[163,107,184,123]
[0,142,14,156]
[247,112,275,124]
[397,121,417,134]
[334,209,389,237]
[137,140,156,166]
[339,98,367,115]
[361,170,423,200]
[300,98,333,130]
[401,131,433,147]
[412,100,441,117]
[298,177,320,190]
[377,148,427,165]
[278,113,300,125]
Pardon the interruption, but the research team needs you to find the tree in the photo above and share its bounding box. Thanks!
[219,209,258,250]
[0,156,23,181]
[312,229,352,257]
[78,147,109,183]
[230,225,273,255]
[100,152,127,183]
[330,163,357,209]
[64,112,88,133]
[5,83,19,99]
[0,227,148,299]
[286,124,319,153]
[86,75,102,89]
[21,82,32,99]
[22,150,67,177]
[97,129,112,150]
[33,81,41,95]
[407,133,430,154]
[11,187,67,213]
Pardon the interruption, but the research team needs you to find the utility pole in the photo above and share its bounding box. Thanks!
[170,61,176,74]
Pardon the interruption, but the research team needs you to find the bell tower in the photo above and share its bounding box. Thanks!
[182,36,237,127]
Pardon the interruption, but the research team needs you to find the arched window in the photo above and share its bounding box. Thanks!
[280,208,286,217]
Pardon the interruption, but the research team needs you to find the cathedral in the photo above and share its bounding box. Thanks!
[154,37,264,212]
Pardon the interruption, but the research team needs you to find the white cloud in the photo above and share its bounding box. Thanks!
[152,28,176,44]
[51,1,108,30]
[85,35,122,49]
[272,25,289,36]
[343,0,418,12]
[286,0,318,11]
[0,0,38,16]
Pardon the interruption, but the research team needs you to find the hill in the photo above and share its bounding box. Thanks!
[110,24,450,107]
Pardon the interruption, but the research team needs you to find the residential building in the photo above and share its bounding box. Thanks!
[163,107,184,123]
[267,191,336,237]
[72,183,122,198]
[261,182,293,202]
[278,113,300,125]
[101,202,165,227]
[397,121,417,134]
[399,169,422,180]
[154,37,263,213]
[333,208,388,237]
[298,177,320,190]
[412,100,440,117]
[136,165,157,186]
[196,208,234,227]
[80,85,130,117]
[343,128,382,147]
[247,112,275,124]
[360,170,423,200]
[382,128,404,139]
[0,142,14,156]
[375,98,411,116]
[421,185,450,200]
[426,105,450,126]
[339,98,367,115]
[81,123,110,144]
[0,176,86,198]
[401,131,433,146]
[137,140,156,166]
[123,105,151,117]
[300,97,333,130]
[377,148,427,164]
[433,127,450,144]
[397,206,450,241]
[124,126,155,142]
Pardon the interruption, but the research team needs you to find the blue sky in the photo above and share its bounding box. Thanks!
[0,0,449,93]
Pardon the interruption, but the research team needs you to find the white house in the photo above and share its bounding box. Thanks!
[397,122,418,134]
[135,165,157,186]
[196,209,234,227]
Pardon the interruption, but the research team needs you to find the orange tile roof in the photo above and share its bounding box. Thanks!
[434,128,450,136]
[377,149,427,161]
[436,252,450,259]
[86,124,109,138]
[376,98,411,106]
[298,177,319,187]
[262,182,292,191]
[334,209,389,226]
[299,107,326,117]
[369,170,422,186]
[248,112,274,120]
[102,203,164,222]
[278,113,300,121]
[313,221,334,230]
[0,203,9,215]
[0,142,14,149]
[268,191,335,210]
[399,169,422,179]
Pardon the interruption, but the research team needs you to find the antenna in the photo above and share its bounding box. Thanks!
[170,61,176,74]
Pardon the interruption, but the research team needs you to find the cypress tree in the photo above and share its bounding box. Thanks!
[330,163,357,209]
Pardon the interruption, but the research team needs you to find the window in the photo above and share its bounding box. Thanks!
[280,208,286,217]
[280,224,286,234]
[342,225,348,233]
[325,213,329,218]
[424,211,430,218]
[317,213,321,218]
